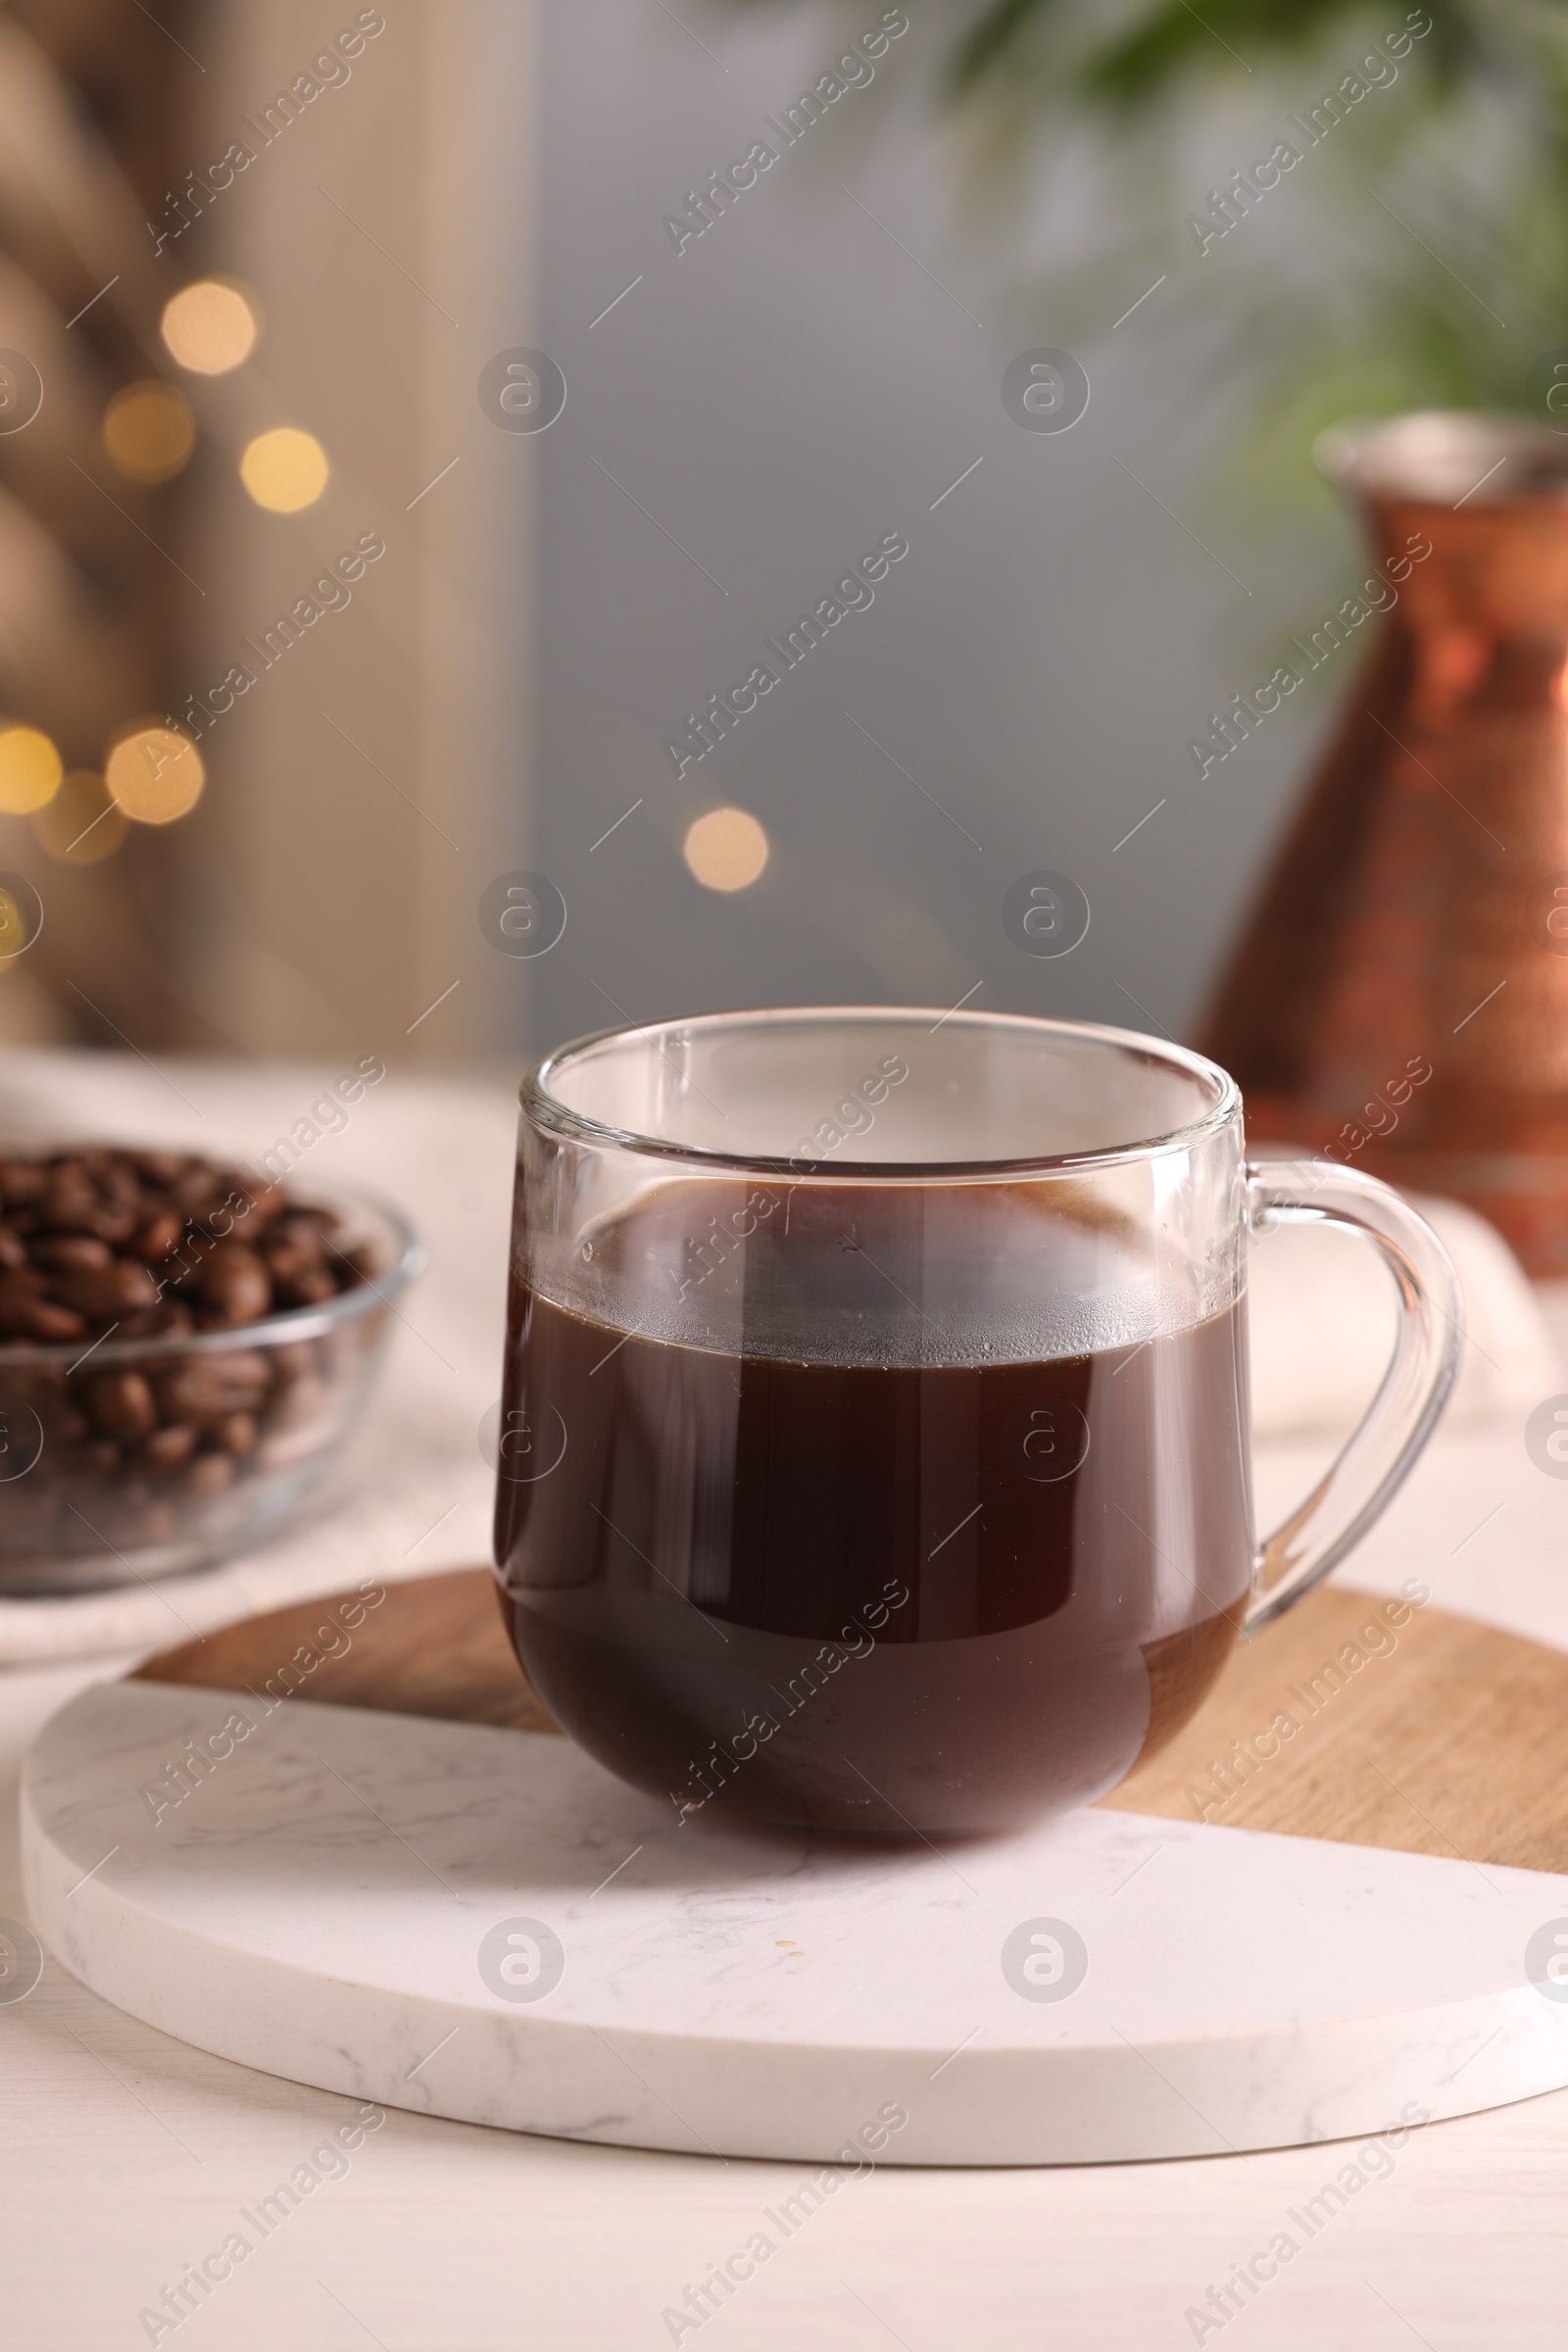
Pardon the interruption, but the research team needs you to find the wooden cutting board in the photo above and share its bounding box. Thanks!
[128,1567,1568,1873]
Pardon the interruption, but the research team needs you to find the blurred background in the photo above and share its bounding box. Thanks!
[0,0,527,1061]
[0,0,1562,1073]
[0,0,1405,1070]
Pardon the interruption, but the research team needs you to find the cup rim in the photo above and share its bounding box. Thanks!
[521,1005,1240,1179]
[0,1175,425,1371]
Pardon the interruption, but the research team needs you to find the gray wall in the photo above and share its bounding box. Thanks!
[525,0,1348,1062]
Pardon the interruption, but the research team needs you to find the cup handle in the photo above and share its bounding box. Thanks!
[1243,1159,1463,1634]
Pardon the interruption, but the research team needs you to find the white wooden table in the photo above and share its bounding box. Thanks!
[4,1054,1567,2347]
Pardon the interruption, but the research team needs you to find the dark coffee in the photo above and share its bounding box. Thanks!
[494,1182,1252,1835]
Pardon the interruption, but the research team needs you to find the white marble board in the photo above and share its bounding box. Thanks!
[22,1678,1568,2165]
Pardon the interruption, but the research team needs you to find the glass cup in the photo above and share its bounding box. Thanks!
[493,1007,1459,1836]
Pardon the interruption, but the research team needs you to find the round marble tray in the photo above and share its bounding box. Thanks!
[21,1572,1568,2165]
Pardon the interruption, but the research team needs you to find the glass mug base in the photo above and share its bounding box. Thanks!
[494,1009,1459,1838]
[500,1587,1243,1839]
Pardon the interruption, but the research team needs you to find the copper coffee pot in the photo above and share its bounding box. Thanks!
[1200,412,1568,1275]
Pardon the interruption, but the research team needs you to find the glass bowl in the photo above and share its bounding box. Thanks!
[0,1180,424,1596]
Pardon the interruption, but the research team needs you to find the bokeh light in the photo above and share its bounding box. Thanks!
[682,806,770,892]
[105,724,206,824]
[240,426,329,513]
[0,873,41,964]
[161,278,260,375]
[102,381,196,483]
[32,769,126,864]
[0,726,62,814]
[0,886,25,964]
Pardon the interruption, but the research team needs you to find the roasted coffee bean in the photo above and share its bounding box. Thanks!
[263,1242,315,1280]
[154,1352,271,1426]
[83,1370,157,1443]
[31,1235,113,1272]
[0,1282,84,1340]
[198,1242,271,1328]
[130,1209,183,1263]
[42,1189,138,1247]
[269,1341,317,1385]
[131,1151,190,1187]
[0,1160,47,1205]
[115,1312,165,1342]
[85,1201,141,1246]
[273,1265,337,1307]
[165,1232,217,1286]
[48,1261,159,1321]
[139,1301,195,1337]
[172,1165,223,1210]
[272,1210,334,1252]
[0,1147,383,1566]
[41,1181,100,1234]
[141,1423,198,1473]
[78,1151,139,1205]
[264,1241,338,1303]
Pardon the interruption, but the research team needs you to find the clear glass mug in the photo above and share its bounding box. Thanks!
[493,1008,1459,1837]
